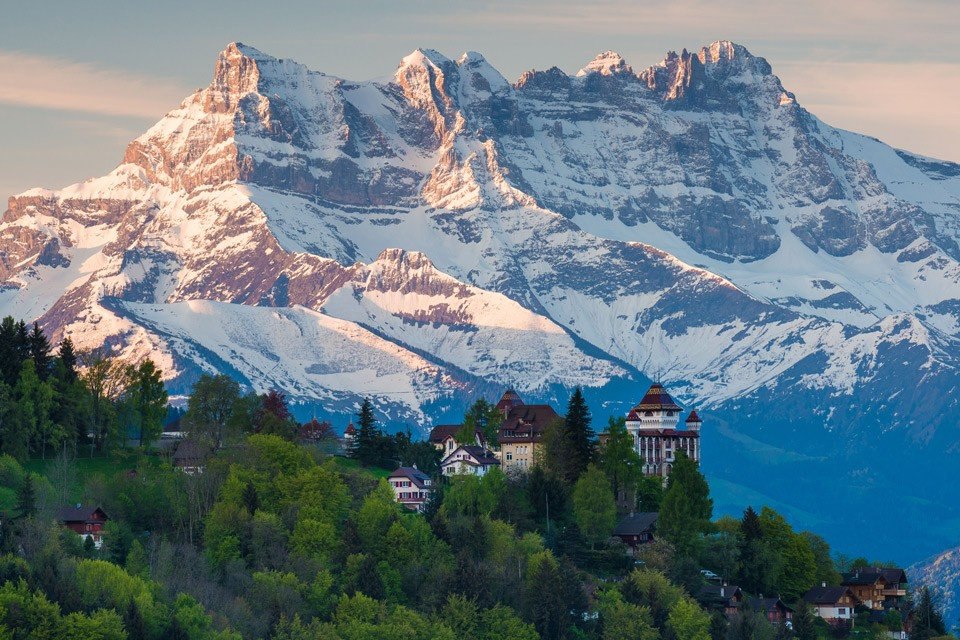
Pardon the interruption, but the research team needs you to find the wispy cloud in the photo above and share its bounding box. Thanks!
[0,51,192,118]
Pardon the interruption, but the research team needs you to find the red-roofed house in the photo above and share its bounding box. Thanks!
[57,504,109,549]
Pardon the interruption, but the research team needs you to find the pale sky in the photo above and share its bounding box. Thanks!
[2,0,959,202]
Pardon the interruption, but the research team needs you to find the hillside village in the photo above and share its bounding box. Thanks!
[0,316,954,639]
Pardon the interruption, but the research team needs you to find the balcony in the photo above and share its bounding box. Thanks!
[882,588,907,597]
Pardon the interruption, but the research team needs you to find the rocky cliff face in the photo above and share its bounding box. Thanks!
[3,40,960,560]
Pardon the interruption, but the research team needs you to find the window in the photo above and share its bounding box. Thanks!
[838,608,846,615]
[506,452,513,461]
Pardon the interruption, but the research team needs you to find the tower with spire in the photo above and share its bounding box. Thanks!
[625,383,702,480]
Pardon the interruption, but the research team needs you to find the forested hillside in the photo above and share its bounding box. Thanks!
[0,316,954,639]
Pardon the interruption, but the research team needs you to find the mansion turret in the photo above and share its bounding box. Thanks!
[626,383,701,479]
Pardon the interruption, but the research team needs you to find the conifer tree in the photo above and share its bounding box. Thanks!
[0,317,19,386]
[565,387,595,479]
[352,398,381,466]
[15,473,35,519]
[124,599,147,640]
[741,506,762,540]
[792,599,817,640]
[28,322,52,380]
[58,338,78,382]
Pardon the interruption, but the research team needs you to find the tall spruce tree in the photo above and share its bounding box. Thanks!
[791,600,817,640]
[15,473,36,519]
[0,317,24,386]
[352,398,380,466]
[28,322,52,380]
[58,338,78,382]
[565,387,595,479]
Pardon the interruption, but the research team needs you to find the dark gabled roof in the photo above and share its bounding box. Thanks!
[748,597,793,613]
[842,568,893,586]
[56,504,108,523]
[632,383,682,413]
[344,422,356,436]
[498,404,560,442]
[877,568,908,584]
[700,584,743,603]
[613,512,658,536]
[456,445,499,466]
[428,424,463,443]
[804,586,856,605]
[389,466,431,489]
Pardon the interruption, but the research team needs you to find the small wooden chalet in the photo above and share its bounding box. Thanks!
[440,445,500,476]
[388,467,433,512]
[748,597,794,626]
[612,512,658,551]
[803,585,858,627]
[841,567,908,610]
[172,439,210,475]
[57,504,109,549]
[699,584,744,617]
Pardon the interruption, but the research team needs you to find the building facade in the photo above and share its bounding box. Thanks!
[58,504,109,549]
[441,445,500,476]
[496,390,560,474]
[803,585,858,627]
[428,424,486,456]
[387,467,433,512]
[625,383,701,480]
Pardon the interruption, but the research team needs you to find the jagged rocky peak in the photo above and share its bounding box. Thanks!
[396,48,453,77]
[514,66,570,94]
[456,51,510,93]
[637,40,778,108]
[212,42,272,99]
[577,50,633,77]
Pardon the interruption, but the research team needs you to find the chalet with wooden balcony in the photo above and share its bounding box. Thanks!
[841,567,908,610]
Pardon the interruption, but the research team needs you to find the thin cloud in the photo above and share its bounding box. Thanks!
[0,51,192,119]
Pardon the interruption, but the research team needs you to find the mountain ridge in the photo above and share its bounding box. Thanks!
[3,40,960,562]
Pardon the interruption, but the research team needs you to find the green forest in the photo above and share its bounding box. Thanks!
[0,317,954,640]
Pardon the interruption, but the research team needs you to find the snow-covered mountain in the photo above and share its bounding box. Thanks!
[3,41,960,560]
[911,546,960,629]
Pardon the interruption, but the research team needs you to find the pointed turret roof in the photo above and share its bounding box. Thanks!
[633,383,682,412]
[495,388,524,415]
[686,410,701,423]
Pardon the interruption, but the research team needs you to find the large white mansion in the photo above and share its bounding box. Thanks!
[625,383,701,479]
